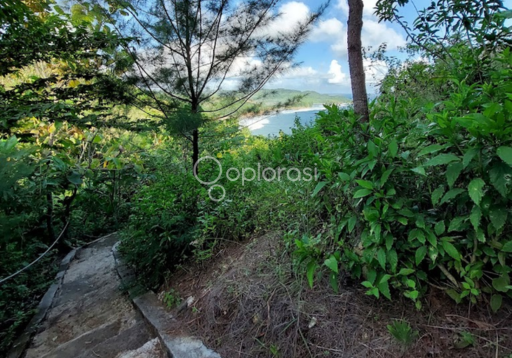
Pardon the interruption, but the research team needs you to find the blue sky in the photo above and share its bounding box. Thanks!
[263,0,512,94]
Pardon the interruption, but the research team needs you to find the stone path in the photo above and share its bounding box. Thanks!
[24,234,165,358]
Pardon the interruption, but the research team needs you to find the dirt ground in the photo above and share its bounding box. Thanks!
[159,233,512,358]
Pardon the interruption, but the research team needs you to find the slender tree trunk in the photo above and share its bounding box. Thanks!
[191,102,199,175]
[347,0,369,122]
[192,128,199,175]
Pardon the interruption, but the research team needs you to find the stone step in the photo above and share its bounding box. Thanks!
[115,338,166,358]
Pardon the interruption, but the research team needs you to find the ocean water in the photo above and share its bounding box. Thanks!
[239,107,324,136]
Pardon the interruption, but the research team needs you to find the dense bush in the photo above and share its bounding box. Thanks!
[287,49,512,311]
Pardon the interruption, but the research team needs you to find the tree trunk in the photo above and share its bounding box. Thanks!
[191,102,200,175]
[347,0,369,123]
[192,128,199,175]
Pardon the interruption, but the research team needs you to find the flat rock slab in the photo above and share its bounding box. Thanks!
[23,234,165,358]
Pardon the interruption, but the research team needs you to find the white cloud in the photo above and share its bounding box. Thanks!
[363,58,388,84]
[258,1,311,38]
[320,0,406,58]
[310,18,344,41]
[328,60,347,84]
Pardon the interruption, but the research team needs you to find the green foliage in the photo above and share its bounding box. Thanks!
[162,289,182,309]
[387,320,418,347]
[273,46,512,311]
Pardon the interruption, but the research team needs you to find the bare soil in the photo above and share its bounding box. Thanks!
[159,233,512,358]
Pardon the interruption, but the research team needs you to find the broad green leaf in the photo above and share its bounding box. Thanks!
[306,261,317,288]
[380,168,394,187]
[388,140,398,158]
[67,171,82,185]
[462,148,479,169]
[377,248,386,270]
[468,178,485,205]
[324,255,339,274]
[377,279,391,300]
[446,162,463,188]
[470,206,481,231]
[356,180,374,190]
[397,217,408,225]
[424,154,459,167]
[434,221,446,236]
[497,146,512,167]
[312,181,328,197]
[411,166,426,176]
[398,268,415,276]
[446,289,462,303]
[385,234,394,251]
[490,294,503,313]
[502,241,512,253]
[492,275,510,292]
[418,144,445,157]
[415,246,427,266]
[440,188,465,205]
[442,240,460,261]
[354,189,372,198]
[338,172,350,182]
[387,249,398,273]
[489,208,507,231]
[368,140,378,157]
[489,162,512,198]
[448,217,466,232]
[431,186,445,206]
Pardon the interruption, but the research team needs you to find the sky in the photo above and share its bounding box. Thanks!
[262,0,512,95]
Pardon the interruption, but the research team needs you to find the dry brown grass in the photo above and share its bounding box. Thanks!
[159,233,512,358]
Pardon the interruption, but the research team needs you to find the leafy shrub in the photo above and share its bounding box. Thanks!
[290,49,512,310]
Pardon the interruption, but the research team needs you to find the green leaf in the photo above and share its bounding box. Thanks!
[446,162,463,188]
[492,275,510,293]
[385,235,394,251]
[497,146,512,167]
[388,140,398,158]
[354,189,372,198]
[380,168,394,187]
[397,217,408,225]
[377,248,386,270]
[377,279,391,300]
[442,240,460,261]
[306,261,318,288]
[468,178,485,205]
[398,268,415,276]
[67,171,82,185]
[415,246,427,266]
[411,166,426,176]
[446,289,461,303]
[435,221,446,236]
[448,217,466,232]
[431,186,445,206]
[338,172,350,182]
[387,249,398,273]
[418,144,445,157]
[462,148,479,169]
[470,206,481,231]
[502,241,512,253]
[440,188,465,205]
[312,181,328,197]
[489,162,512,198]
[324,255,339,274]
[490,294,503,313]
[489,208,507,231]
[424,154,459,167]
[356,180,374,190]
